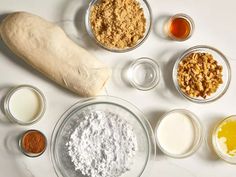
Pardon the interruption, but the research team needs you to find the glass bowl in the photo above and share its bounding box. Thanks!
[4,85,46,125]
[173,45,231,103]
[51,96,155,177]
[127,57,161,91]
[212,115,236,164]
[19,129,47,157]
[155,109,203,158]
[165,13,195,41]
[85,0,152,52]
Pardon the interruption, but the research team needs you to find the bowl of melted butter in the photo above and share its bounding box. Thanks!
[212,115,236,164]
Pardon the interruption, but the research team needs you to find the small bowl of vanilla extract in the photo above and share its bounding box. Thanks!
[165,13,194,41]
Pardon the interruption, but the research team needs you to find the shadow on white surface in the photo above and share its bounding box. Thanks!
[0,85,13,124]
[200,114,226,162]
[0,13,8,22]
[146,109,166,131]
[112,58,134,89]
[146,109,167,158]
[155,49,186,103]
[0,127,35,177]
[4,129,23,156]
[150,159,197,177]
[58,0,100,51]
[153,14,171,41]
[226,55,236,61]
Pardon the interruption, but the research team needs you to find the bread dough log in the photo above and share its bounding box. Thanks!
[0,12,111,97]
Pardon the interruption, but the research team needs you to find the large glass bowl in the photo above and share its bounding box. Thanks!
[85,0,152,52]
[173,45,231,103]
[51,96,155,177]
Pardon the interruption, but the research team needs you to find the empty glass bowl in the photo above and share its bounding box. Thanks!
[173,45,231,103]
[85,0,152,52]
[127,57,161,91]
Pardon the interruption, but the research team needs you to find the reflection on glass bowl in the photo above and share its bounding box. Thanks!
[127,57,161,91]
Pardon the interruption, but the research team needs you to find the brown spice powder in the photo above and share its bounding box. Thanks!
[90,0,146,49]
[21,130,46,154]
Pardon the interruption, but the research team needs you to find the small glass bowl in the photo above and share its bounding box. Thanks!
[165,13,194,41]
[127,57,161,91]
[212,115,236,164]
[85,0,152,52]
[173,45,231,103]
[4,85,46,125]
[155,109,203,158]
[19,129,47,157]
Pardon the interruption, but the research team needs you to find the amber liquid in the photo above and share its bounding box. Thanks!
[168,17,191,40]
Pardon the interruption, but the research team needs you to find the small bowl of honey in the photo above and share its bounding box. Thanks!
[165,13,194,41]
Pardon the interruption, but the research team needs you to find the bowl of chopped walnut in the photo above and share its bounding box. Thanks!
[173,45,231,103]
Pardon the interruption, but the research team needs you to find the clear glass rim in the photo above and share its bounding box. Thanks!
[172,45,232,104]
[50,95,156,177]
[85,0,153,53]
[19,129,47,158]
[212,115,236,164]
[155,109,203,158]
[128,57,161,91]
[166,13,195,41]
[3,85,46,125]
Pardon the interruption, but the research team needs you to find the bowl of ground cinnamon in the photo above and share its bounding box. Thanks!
[85,0,152,52]
[19,130,47,157]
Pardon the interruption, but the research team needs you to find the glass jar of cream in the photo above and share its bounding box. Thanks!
[4,85,46,125]
[155,109,203,158]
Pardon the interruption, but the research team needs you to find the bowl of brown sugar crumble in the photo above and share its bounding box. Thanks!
[85,0,152,52]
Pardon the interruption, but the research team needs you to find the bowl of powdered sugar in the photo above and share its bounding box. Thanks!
[51,96,155,177]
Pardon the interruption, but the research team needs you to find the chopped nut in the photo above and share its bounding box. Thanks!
[177,52,223,99]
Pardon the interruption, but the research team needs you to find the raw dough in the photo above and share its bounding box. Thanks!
[0,12,111,97]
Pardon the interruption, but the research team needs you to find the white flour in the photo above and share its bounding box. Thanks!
[67,110,137,177]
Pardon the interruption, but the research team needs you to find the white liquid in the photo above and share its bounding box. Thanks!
[9,88,43,122]
[157,112,195,155]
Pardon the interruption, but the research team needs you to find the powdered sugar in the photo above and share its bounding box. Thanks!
[66,110,137,177]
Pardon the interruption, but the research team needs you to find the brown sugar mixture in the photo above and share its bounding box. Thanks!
[90,0,146,49]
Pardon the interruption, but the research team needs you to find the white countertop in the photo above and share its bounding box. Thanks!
[0,0,236,177]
